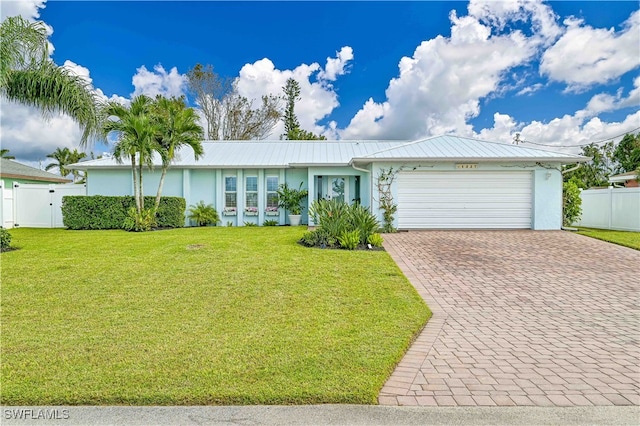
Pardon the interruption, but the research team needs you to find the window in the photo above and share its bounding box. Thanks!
[245,176,258,209]
[266,176,279,209]
[225,176,237,208]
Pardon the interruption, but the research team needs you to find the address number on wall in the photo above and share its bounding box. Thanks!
[455,163,478,169]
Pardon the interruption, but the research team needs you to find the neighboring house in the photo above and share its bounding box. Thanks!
[609,171,639,188]
[0,158,71,187]
[68,135,589,230]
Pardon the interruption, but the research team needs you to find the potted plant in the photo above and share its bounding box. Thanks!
[277,182,308,226]
[188,201,220,226]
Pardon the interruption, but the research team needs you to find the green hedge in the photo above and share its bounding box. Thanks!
[62,196,186,230]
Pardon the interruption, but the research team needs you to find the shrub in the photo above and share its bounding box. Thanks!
[309,199,350,240]
[349,204,379,244]
[188,201,220,226]
[243,221,257,227]
[122,207,156,232]
[263,220,278,226]
[300,228,337,248]
[1,228,12,251]
[563,177,582,226]
[367,233,384,248]
[306,199,379,249]
[62,196,186,230]
[338,230,360,250]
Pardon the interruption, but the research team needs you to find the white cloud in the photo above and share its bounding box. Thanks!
[540,10,640,91]
[236,48,353,138]
[475,107,640,155]
[62,60,92,84]
[131,64,187,98]
[318,46,354,82]
[468,0,562,45]
[0,0,47,21]
[516,83,544,96]
[341,5,538,140]
[0,100,83,162]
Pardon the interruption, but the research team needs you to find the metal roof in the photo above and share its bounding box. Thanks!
[0,158,71,183]
[70,136,589,170]
[609,171,639,183]
[353,135,588,162]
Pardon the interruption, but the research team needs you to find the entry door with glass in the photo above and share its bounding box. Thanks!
[329,176,348,203]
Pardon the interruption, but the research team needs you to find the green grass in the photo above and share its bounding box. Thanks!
[0,227,430,405]
[576,227,640,250]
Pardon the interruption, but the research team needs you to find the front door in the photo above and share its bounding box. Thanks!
[329,176,348,203]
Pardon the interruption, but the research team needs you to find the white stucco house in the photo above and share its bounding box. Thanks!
[69,135,589,230]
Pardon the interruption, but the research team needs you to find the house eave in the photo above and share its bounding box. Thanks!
[350,156,590,164]
[0,173,71,183]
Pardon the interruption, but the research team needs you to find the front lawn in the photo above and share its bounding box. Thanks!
[576,227,640,250]
[0,227,430,405]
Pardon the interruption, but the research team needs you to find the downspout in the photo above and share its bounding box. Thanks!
[351,161,372,210]
[561,163,581,175]
[561,163,582,231]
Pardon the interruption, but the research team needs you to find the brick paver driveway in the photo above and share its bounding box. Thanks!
[379,231,639,407]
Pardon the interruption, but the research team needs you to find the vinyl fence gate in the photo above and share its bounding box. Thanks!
[2,183,87,228]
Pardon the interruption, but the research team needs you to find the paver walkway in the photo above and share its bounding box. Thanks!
[379,231,639,407]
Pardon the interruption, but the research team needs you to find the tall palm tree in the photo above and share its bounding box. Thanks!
[152,96,204,210]
[0,16,101,144]
[103,95,157,214]
[0,149,15,159]
[68,149,87,182]
[45,147,71,178]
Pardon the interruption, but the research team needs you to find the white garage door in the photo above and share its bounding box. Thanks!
[397,171,532,229]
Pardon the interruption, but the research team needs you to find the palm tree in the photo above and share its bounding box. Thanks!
[45,147,71,178]
[0,16,101,144]
[68,149,87,182]
[46,147,87,181]
[0,149,15,159]
[152,96,204,210]
[103,95,157,214]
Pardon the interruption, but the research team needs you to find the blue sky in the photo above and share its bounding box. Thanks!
[1,0,639,167]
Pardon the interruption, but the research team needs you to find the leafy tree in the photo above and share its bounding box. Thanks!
[45,147,72,178]
[0,149,15,159]
[151,96,204,210]
[564,142,614,188]
[281,78,325,140]
[1,16,100,144]
[103,95,158,215]
[563,176,582,226]
[221,82,281,140]
[45,147,85,181]
[612,133,640,174]
[186,63,280,140]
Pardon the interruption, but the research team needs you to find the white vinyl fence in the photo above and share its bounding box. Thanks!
[0,183,86,229]
[576,187,640,232]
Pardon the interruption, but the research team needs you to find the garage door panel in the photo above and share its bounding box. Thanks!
[397,171,532,229]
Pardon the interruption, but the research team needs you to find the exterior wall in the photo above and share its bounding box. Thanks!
[87,169,134,196]
[370,162,564,230]
[532,168,562,230]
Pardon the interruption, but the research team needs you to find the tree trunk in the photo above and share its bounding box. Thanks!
[154,166,168,211]
[131,156,141,214]
[139,160,144,213]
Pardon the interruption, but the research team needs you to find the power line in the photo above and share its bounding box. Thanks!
[518,126,640,148]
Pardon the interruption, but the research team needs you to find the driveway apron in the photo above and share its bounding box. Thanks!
[379,231,639,407]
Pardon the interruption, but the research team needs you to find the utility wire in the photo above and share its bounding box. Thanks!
[517,126,640,148]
